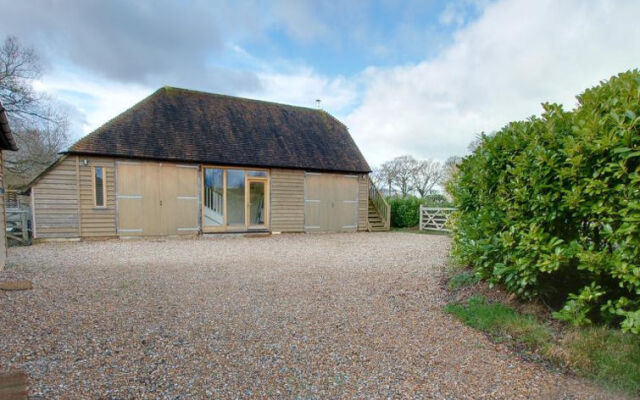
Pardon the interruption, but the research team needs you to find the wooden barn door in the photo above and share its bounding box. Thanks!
[333,175,359,231]
[304,173,324,231]
[141,163,162,235]
[304,173,358,232]
[163,164,199,234]
[117,162,199,236]
[116,162,145,235]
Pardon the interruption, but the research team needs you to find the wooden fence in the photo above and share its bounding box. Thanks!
[419,206,456,232]
[5,190,30,209]
[6,208,30,245]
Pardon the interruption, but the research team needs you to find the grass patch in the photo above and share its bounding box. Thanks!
[445,296,552,351]
[563,327,640,394]
[445,296,640,396]
[447,271,480,290]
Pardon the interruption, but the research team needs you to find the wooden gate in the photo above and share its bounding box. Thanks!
[419,206,455,232]
[116,162,199,236]
[304,173,358,232]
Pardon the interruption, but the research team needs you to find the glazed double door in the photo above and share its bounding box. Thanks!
[202,167,269,231]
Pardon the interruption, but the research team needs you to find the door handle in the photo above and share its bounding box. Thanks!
[160,200,163,206]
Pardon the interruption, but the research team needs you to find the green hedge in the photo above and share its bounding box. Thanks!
[448,70,640,333]
[389,194,451,228]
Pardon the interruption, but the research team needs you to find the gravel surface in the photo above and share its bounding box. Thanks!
[0,233,623,399]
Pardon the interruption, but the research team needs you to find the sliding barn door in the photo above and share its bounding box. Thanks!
[304,173,358,232]
[117,162,199,236]
[333,175,359,231]
[162,164,199,234]
[116,162,145,235]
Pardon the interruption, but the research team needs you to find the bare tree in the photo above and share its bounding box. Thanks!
[0,36,42,122]
[410,159,444,197]
[370,166,388,194]
[372,162,398,196]
[385,155,418,197]
[0,35,69,187]
[443,155,462,183]
[5,118,69,187]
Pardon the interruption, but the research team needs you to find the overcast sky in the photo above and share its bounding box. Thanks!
[3,0,640,166]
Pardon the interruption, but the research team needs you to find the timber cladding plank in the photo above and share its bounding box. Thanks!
[78,157,117,237]
[32,156,80,239]
[32,155,119,239]
[358,174,368,231]
[0,152,4,269]
[270,169,304,232]
[0,370,28,399]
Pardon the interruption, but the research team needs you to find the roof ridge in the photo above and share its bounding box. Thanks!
[160,86,326,113]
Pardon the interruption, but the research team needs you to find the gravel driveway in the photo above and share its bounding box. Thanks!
[0,233,619,399]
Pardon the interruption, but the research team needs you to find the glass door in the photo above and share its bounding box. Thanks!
[201,167,269,232]
[203,168,224,229]
[247,179,268,229]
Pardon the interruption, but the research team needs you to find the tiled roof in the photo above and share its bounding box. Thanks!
[68,87,370,173]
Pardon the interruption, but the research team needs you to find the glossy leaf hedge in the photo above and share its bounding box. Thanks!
[388,194,451,228]
[448,71,640,333]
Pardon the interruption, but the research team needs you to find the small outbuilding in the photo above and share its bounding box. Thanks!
[0,101,18,267]
[27,87,389,239]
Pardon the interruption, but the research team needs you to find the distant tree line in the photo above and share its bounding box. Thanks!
[370,154,461,228]
[371,154,460,198]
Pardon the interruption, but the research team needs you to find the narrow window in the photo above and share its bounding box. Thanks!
[94,166,106,207]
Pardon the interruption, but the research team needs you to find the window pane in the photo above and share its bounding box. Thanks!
[226,169,245,225]
[247,170,267,177]
[204,168,224,227]
[95,167,104,206]
[249,181,265,225]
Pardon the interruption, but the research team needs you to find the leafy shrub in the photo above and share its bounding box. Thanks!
[388,194,452,228]
[448,70,640,333]
[389,196,421,227]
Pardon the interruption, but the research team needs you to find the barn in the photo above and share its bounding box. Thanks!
[27,87,389,239]
[0,101,18,267]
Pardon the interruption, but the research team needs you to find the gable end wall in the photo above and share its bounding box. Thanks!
[32,156,79,238]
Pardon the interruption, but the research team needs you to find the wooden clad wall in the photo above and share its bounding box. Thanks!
[0,151,6,268]
[358,174,368,231]
[270,168,304,232]
[78,156,117,237]
[32,156,79,238]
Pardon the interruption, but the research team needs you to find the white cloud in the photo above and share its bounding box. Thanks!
[34,60,358,142]
[346,0,640,166]
[241,67,359,114]
[33,67,153,140]
[24,0,640,166]
[270,0,330,42]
